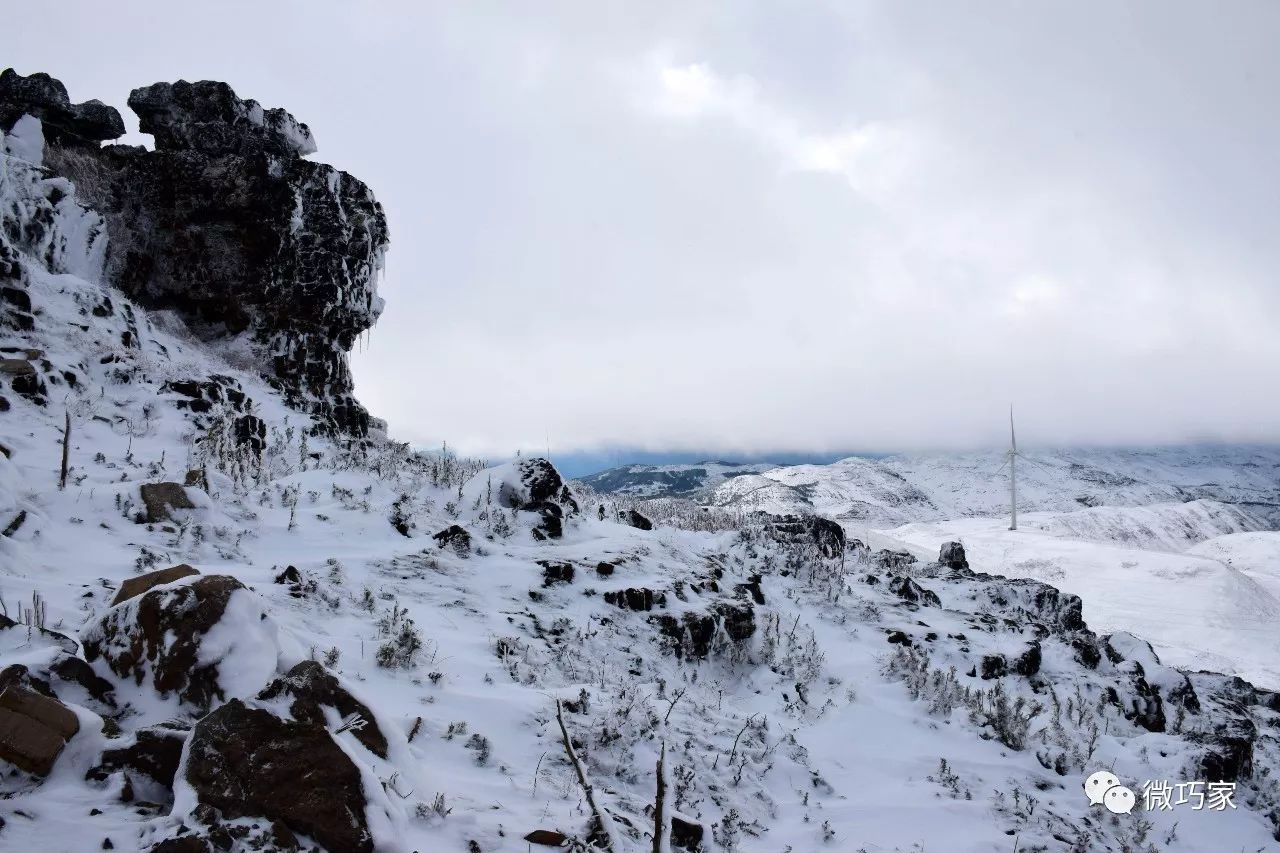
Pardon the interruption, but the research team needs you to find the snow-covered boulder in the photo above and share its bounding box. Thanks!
[468,458,580,539]
[82,575,283,716]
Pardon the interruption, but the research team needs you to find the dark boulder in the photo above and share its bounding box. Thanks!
[938,541,969,571]
[112,563,199,606]
[874,549,917,571]
[432,524,471,553]
[539,560,575,587]
[501,459,579,540]
[184,699,373,853]
[888,576,941,608]
[257,660,387,759]
[618,509,653,531]
[671,814,705,851]
[231,414,266,455]
[596,561,617,577]
[87,723,189,803]
[656,602,755,659]
[604,587,666,612]
[763,514,846,558]
[1012,641,1042,677]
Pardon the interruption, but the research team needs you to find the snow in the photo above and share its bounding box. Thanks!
[880,513,1280,689]
[2,120,1279,852]
[3,114,45,166]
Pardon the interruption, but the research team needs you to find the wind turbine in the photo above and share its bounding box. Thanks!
[1007,406,1020,530]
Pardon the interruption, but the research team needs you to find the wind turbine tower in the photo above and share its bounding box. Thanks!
[1008,406,1020,531]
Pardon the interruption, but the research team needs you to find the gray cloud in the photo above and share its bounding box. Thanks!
[9,1,1280,456]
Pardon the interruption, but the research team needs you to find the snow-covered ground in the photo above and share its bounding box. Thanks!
[4,113,1280,853]
[877,505,1280,690]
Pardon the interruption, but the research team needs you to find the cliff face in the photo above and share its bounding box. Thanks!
[0,70,388,435]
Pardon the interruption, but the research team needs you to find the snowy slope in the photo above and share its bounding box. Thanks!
[880,514,1280,690]
[4,97,1280,853]
[708,448,1280,527]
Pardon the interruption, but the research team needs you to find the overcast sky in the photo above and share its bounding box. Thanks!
[9,2,1280,458]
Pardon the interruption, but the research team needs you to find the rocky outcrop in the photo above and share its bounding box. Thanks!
[183,699,374,853]
[763,514,846,558]
[501,458,580,540]
[2,70,388,435]
[82,575,278,713]
[433,524,471,553]
[112,564,199,606]
[888,576,941,608]
[605,587,666,612]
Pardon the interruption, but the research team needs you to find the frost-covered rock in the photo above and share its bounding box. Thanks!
[2,69,388,435]
[762,513,845,557]
[128,80,316,158]
[82,575,282,716]
[472,458,579,539]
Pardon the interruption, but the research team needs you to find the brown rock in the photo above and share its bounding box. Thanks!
[524,829,569,846]
[0,683,80,775]
[112,564,200,606]
[83,575,246,712]
[184,699,373,853]
[0,358,35,375]
[139,482,195,523]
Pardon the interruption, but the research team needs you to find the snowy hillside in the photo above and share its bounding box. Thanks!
[707,448,1280,528]
[576,462,779,499]
[2,69,1280,853]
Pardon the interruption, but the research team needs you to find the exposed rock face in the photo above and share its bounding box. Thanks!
[257,660,388,759]
[82,575,276,713]
[604,587,666,612]
[0,681,80,775]
[112,564,199,606]
[3,70,388,435]
[874,549,917,571]
[184,699,374,853]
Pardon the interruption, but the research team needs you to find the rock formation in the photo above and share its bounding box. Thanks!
[0,70,389,435]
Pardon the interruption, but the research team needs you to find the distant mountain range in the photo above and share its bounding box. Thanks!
[576,460,779,497]
[579,446,1280,528]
